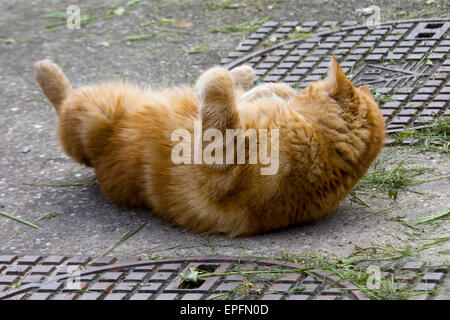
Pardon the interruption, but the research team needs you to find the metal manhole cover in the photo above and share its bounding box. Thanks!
[221,19,449,134]
[0,256,447,300]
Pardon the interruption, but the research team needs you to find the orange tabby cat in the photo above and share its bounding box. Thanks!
[34,56,385,236]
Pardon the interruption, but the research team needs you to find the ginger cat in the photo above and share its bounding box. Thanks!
[34,56,385,236]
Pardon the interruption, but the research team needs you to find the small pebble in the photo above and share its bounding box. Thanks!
[22,147,31,153]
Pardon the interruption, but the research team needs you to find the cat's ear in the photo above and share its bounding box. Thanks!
[325,55,356,100]
[359,85,374,98]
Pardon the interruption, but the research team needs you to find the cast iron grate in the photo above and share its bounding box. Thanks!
[0,256,447,300]
[221,19,450,134]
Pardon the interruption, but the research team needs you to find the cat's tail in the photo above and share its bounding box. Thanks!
[34,59,72,113]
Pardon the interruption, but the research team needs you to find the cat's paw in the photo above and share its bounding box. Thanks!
[230,65,255,91]
[195,67,234,103]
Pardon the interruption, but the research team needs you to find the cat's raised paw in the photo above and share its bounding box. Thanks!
[195,67,234,103]
[230,65,255,91]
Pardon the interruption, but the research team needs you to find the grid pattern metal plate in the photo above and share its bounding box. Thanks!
[0,256,447,300]
[221,19,450,134]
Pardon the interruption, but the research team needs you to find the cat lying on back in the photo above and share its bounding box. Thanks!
[34,56,385,236]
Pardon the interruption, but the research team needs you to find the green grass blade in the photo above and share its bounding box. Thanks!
[123,34,155,41]
[127,0,141,6]
[184,44,208,54]
[42,12,71,19]
[33,211,60,223]
[408,175,450,185]
[415,206,450,224]
[22,181,96,187]
[224,3,247,9]
[102,222,147,256]
[0,211,39,229]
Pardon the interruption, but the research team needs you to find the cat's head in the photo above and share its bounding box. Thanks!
[326,55,378,107]
[293,55,385,171]
[297,55,382,120]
